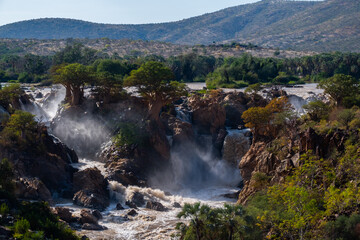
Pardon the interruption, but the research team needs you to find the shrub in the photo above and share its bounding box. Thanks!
[113,122,146,147]
[325,214,360,240]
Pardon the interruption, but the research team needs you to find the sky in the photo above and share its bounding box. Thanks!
[0,0,260,26]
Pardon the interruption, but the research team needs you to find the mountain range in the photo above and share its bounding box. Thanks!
[0,0,359,52]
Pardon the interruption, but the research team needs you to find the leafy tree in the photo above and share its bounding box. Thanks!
[318,74,360,106]
[303,100,330,121]
[242,97,292,139]
[0,110,44,152]
[53,63,93,105]
[124,61,187,121]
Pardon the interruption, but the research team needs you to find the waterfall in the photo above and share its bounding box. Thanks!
[175,106,192,123]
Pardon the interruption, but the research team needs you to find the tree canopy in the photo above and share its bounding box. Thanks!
[124,61,187,121]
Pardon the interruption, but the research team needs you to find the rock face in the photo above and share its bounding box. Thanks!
[126,192,145,208]
[238,141,281,204]
[222,130,251,166]
[0,130,77,199]
[221,92,249,128]
[188,94,226,135]
[73,168,109,210]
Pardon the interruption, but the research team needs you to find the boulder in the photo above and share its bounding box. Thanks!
[14,177,52,202]
[82,223,107,231]
[54,207,73,223]
[146,201,167,211]
[105,158,146,187]
[73,168,109,210]
[73,190,109,211]
[126,192,145,207]
[125,201,138,209]
[173,202,182,208]
[116,203,124,210]
[80,209,100,224]
[127,209,138,216]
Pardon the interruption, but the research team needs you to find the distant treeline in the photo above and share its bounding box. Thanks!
[0,42,359,88]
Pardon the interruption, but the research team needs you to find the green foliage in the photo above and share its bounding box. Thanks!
[176,203,261,240]
[19,201,79,240]
[242,97,292,138]
[0,203,9,216]
[0,110,43,151]
[318,74,360,106]
[53,63,94,105]
[124,61,187,120]
[325,214,360,240]
[245,83,263,94]
[113,123,146,147]
[14,218,31,235]
[303,100,330,121]
[0,158,14,198]
[0,83,22,112]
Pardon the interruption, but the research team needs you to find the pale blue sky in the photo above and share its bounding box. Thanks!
[0,0,261,26]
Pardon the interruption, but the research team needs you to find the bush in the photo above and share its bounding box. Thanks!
[113,122,146,147]
[325,214,360,240]
[14,218,31,235]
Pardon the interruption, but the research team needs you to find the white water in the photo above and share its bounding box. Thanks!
[21,84,323,239]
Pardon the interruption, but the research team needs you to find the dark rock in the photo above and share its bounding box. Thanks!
[73,190,109,211]
[80,209,98,224]
[222,191,240,199]
[73,168,109,210]
[35,92,43,98]
[173,202,181,208]
[0,226,12,240]
[54,207,73,223]
[105,158,146,187]
[14,177,52,202]
[125,201,138,209]
[91,210,102,220]
[127,192,145,207]
[81,223,107,231]
[146,201,167,211]
[116,203,124,210]
[81,235,90,240]
[188,94,226,134]
[127,209,138,216]
[0,128,78,199]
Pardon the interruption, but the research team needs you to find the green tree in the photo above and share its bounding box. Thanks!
[53,63,93,105]
[303,100,330,121]
[318,74,360,106]
[124,61,187,121]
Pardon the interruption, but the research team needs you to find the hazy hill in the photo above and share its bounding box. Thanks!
[0,0,359,52]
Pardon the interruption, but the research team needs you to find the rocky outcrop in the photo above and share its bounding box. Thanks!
[221,92,249,128]
[14,177,52,202]
[222,130,251,166]
[53,207,73,223]
[0,130,77,199]
[105,158,146,187]
[188,94,226,135]
[300,127,347,158]
[73,168,109,210]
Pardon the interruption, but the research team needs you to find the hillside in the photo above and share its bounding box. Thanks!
[0,0,359,52]
[0,38,315,59]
